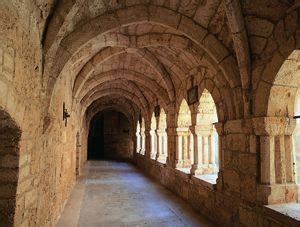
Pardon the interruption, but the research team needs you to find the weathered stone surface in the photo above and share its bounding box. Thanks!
[0,1,299,226]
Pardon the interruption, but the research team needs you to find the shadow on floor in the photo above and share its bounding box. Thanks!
[56,160,215,227]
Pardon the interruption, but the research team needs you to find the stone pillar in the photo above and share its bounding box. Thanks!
[150,129,157,159]
[214,122,223,189]
[175,127,192,168]
[183,133,189,162]
[167,125,177,168]
[144,129,151,158]
[191,126,201,175]
[203,135,209,165]
[191,125,217,175]
[156,129,167,163]
[141,127,146,155]
[253,117,298,204]
[136,131,141,153]
[175,129,183,168]
[214,122,224,170]
[163,131,168,156]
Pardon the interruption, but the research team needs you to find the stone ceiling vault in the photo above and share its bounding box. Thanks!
[42,0,248,122]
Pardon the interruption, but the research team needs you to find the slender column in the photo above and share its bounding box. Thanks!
[189,134,194,164]
[175,127,188,168]
[198,135,203,165]
[157,131,162,158]
[176,134,183,166]
[150,130,156,159]
[156,129,166,163]
[163,132,168,156]
[253,117,298,204]
[136,132,141,153]
[144,129,151,158]
[166,125,176,168]
[141,129,146,155]
[183,134,188,161]
[203,135,209,165]
[191,126,201,175]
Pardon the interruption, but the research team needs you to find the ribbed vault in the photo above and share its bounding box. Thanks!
[42,1,248,125]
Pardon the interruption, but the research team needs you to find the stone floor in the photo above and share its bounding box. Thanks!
[56,161,214,227]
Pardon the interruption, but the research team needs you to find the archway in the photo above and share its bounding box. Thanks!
[263,50,300,203]
[87,110,133,160]
[0,108,21,226]
[176,99,193,173]
[193,89,219,183]
[156,108,168,164]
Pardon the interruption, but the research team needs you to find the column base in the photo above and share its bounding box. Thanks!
[181,159,192,168]
[207,164,218,174]
[175,159,184,168]
[191,164,218,175]
[257,183,298,204]
[150,153,157,160]
[156,154,167,163]
[191,164,202,175]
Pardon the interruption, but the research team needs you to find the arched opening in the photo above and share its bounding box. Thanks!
[88,110,133,160]
[0,108,21,226]
[193,89,219,183]
[176,99,193,173]
[156,108,168,164]
[264,49,300,204]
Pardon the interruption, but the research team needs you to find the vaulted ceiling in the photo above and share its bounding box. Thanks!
[39,0,299,123]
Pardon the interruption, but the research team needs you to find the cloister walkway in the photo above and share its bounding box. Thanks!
[56,161,214,227]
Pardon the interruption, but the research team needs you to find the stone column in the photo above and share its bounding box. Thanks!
[163,131,168,156]
[175,128,183,168]
[176,127,193,168]
[191,125,217,175]
[183,132,189,165]
[167,125,177,168]
[203,135,209,166]
[208,126,218,173]
[166,105,176,168]
[156,129,167,163]
[189,132,194,164]
[150,129,156,159]
[191,126,201,175]
[141,127,146,155]
[253,117,298,204]
[175,127,190,168]
[136,131,141,153]
[144,129,151,158]
[214,122,223,171]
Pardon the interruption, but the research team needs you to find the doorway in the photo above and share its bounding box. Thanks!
[87,110,133,160]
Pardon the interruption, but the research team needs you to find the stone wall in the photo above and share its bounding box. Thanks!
[0,1,79,226]
[134,116,299,226]
[0,0,299,226]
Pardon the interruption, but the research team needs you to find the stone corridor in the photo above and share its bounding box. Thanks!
[56,161,213,227]
[1,1,300,226]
